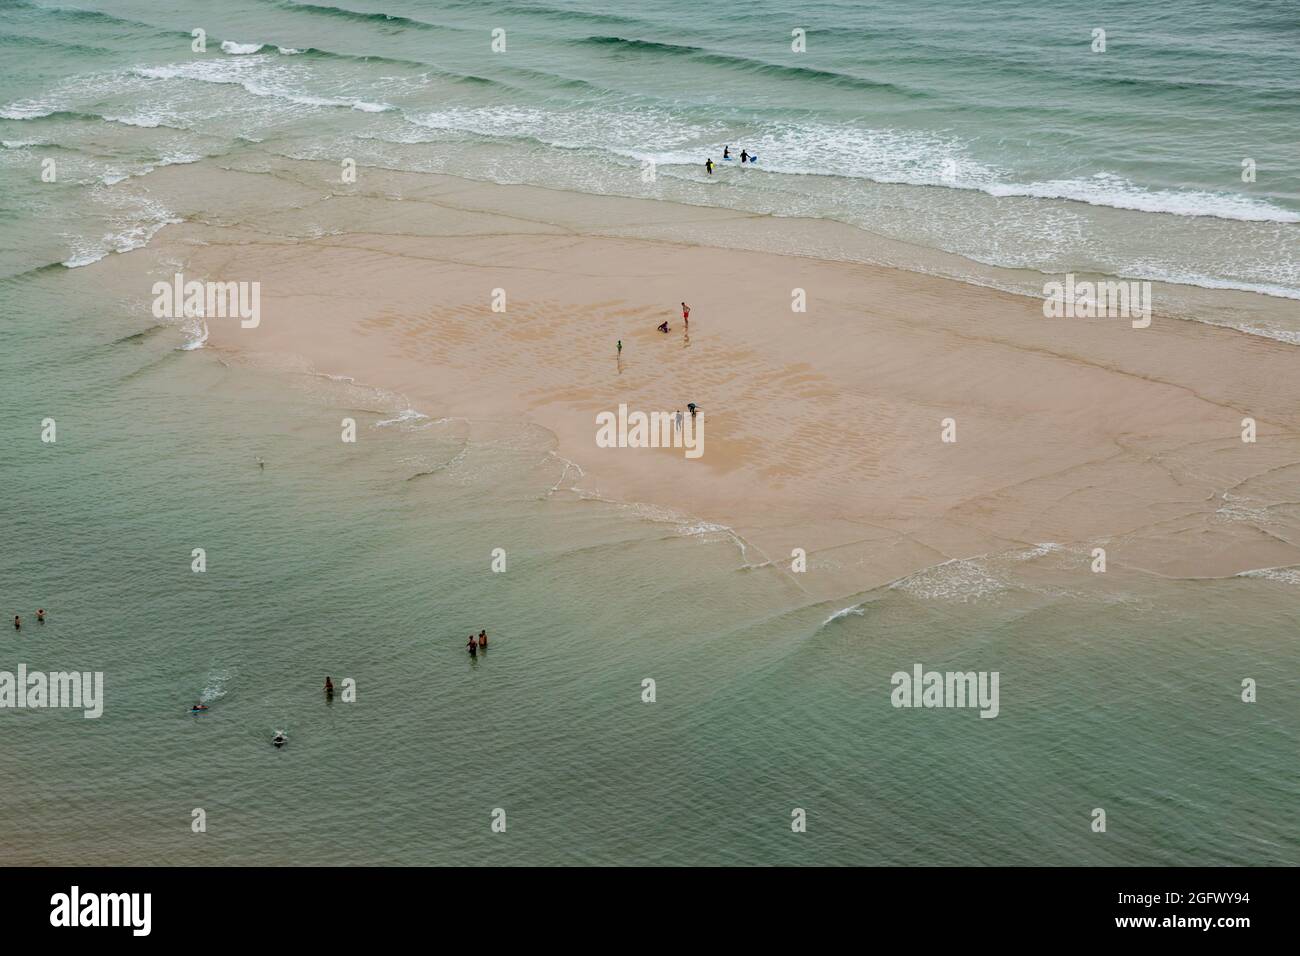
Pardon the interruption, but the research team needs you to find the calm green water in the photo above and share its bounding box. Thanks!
[2,256,1297,865]
[1,1,1298,865]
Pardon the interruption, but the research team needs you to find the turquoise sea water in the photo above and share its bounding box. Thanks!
[1,1,1298,865]
[2,0,1298,300]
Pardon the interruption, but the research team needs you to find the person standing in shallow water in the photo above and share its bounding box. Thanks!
[705,158,714,176]
[36,609,45,624]
[478,630,488,649]
[467,635,478,657]
[13,615,20,631]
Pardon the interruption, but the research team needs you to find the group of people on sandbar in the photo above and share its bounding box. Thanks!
[657,301,690,334]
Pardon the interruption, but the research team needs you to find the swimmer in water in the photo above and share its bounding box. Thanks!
[272,731,287,746]
[190,703,208,713]
[324,676,334,696]
[36,609,45,624]
[478,630,487,649]
[13,615,19,631]
[468,635,478,656]
[255,456,265,470]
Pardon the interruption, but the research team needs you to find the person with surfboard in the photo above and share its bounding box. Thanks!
[705,158,714,176]
[723,146,731,160]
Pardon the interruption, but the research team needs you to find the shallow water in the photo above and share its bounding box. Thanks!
[2,0,1297,305]
[2,258,1297,864]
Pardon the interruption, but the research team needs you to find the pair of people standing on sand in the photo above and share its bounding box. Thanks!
[619,302,694,363]
[656,303,690,335]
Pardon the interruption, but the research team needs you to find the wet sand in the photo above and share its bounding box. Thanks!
[155,166,1300,600]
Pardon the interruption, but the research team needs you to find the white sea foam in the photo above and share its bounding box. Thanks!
[402,108,1300,226]
[0,103,55,120]
[821,604,865,626]
[983,173,1300,224]
[1238,566,1300,586]
[375,407,430,427]
[133,61,393,114]
[61,248,105,268]
[1215,494,1274,525]
[545,451,585,494]
[221,41,265,55]
[95,149,202,186]
[61,194,181,268]
[100,112,175,129]
[892,558,1007,602]
[178,319,209,351]
[1015,542,1063,561]
[199,668,234,704]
